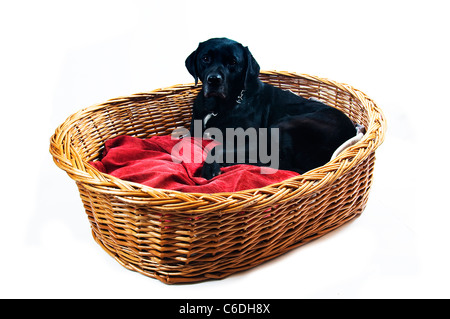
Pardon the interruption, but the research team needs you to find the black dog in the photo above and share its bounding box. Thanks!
[185,38,356,179]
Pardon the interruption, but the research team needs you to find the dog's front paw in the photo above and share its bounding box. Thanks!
[201,161,222,180]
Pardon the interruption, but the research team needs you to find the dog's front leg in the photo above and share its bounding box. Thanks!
[201,160,222,180]
[200,137,234,180]
[201,139,257,180]
[201,143,225,179]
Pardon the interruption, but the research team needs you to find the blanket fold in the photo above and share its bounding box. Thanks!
[89,135,299,193]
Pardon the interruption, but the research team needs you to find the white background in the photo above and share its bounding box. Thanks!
[1,0,449,298]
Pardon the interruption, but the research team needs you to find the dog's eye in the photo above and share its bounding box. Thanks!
[201,56,211,63]
[228,58,237,66]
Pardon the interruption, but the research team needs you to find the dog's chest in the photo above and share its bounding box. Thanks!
[203,112,217,127]
[203,104,262,131]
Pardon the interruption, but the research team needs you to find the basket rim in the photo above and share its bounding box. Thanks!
[50,71,386,210]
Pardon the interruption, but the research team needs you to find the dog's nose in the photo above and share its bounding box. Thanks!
[207,74,223,85]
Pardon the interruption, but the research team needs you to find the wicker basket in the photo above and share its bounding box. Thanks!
[50,71,386,284]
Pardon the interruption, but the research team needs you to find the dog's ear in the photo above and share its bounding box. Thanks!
[244,47,260,90]
[185,47,199,86]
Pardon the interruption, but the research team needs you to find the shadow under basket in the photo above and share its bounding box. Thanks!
[49,71,386,284]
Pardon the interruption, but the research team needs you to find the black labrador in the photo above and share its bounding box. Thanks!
[185,38,356,179]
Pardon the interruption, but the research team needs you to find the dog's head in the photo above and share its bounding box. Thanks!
[185,38,260,100]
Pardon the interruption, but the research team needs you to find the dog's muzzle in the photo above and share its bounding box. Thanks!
[204,73,227,99]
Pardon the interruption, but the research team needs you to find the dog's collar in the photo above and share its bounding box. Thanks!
[236,90,245,104]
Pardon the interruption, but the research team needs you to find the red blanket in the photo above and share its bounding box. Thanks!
[89,135,299,193]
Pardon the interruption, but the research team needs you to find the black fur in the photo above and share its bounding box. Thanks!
[186,38,356,179]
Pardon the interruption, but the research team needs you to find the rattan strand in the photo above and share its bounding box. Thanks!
[50,71,386,284]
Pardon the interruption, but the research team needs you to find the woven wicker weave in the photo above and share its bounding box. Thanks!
[50,71,386,284]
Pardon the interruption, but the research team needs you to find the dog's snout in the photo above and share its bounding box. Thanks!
[207,74,223,85]
[204,72,227,99]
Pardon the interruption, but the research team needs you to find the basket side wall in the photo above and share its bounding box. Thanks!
[76,152,375,283]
